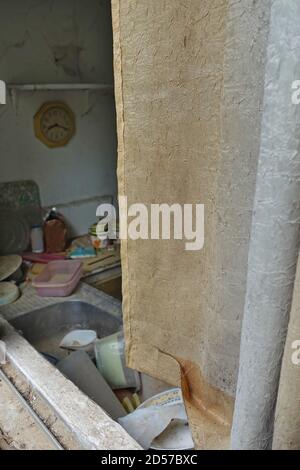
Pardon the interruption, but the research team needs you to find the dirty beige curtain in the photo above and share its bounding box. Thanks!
[112,0,300,450]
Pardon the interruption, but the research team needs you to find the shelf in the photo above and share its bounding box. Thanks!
[7,83,114,112]
[8,83,114,91]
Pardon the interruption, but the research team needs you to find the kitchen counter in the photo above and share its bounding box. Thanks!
[1,278,122,323]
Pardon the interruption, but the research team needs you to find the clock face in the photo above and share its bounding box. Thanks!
[34,102,75,148]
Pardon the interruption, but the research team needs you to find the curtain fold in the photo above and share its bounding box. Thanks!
[273,253,300,449]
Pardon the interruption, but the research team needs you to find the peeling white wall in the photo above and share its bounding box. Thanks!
[0,0,117,235]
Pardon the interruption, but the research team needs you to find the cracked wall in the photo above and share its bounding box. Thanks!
[0,0,117,235]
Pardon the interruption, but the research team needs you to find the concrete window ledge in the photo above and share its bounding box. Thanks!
[0,318,140,450]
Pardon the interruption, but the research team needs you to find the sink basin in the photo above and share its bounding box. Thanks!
[10,301,121,361]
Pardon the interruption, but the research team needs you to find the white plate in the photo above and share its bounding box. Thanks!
[59,330,97,350]
[0,255,22,281]
[0,282,20,305]
[138,388,194,450]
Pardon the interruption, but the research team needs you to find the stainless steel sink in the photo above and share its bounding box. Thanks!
[10,300,121,361]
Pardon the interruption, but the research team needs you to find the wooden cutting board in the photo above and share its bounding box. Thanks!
[82,252,121,274]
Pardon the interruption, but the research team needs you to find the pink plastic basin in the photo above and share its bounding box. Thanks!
[32,260,82,297]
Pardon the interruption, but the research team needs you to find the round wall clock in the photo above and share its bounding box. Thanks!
[34,101,76,148]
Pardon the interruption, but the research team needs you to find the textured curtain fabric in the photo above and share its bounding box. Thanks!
[112,0,300,449]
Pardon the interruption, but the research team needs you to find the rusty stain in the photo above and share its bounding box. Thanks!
[178,358,233,428]
[155,347,234,430]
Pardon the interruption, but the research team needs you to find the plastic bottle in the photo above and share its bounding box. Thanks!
[30,225,44,253]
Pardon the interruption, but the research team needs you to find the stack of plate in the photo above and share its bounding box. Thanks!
[0,282,19,306]
[0,255,22,306]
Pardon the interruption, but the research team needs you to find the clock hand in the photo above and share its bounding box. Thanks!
[56,124,70,131]
[47,123,60,131]
[47,123,70,132]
